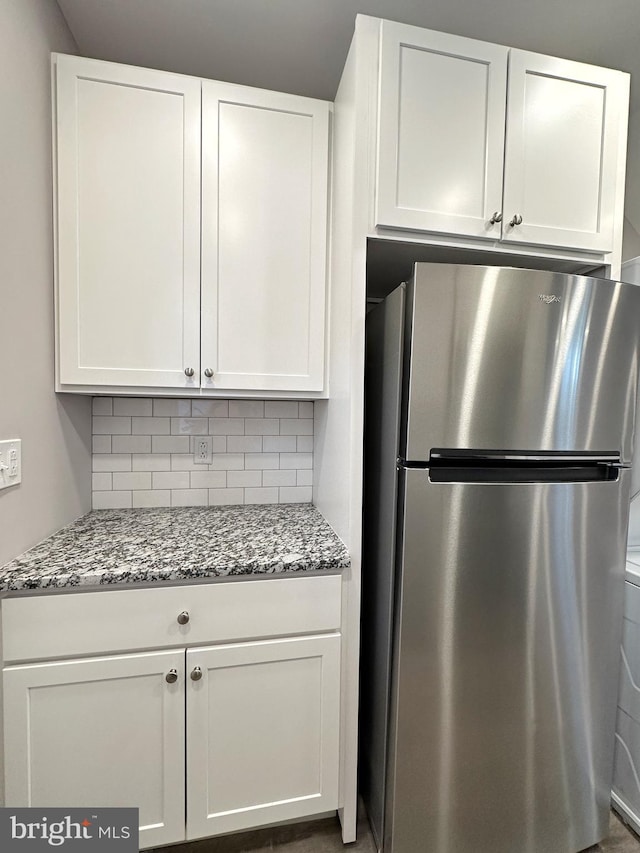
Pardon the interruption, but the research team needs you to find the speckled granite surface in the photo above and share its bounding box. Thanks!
[0,504,350,591]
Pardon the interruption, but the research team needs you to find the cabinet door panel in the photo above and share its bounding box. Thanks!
[376,21,507,238]
[4,650,185,850]
[186,635,340,839]
[56,55,201,388]
[201,83,328,392]
[502,50,628,252]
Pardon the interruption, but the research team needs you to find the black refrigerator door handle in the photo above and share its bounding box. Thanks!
[426,463,620,484]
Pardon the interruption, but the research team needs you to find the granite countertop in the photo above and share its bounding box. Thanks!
[0,504,350,592]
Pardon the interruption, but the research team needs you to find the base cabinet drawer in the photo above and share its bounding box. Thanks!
[2,574,342,663]
[3,634,341,849]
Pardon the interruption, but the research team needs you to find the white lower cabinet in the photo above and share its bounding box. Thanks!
[186,635,341,839]
[2,578,342,849]
[4,650,186,849]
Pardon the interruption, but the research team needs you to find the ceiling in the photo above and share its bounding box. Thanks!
[55,0,640,237]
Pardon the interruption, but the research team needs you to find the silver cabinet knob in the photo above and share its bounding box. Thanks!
[204,368,214,378]
[489,211,503,224]
[165,669,178,684]
[509,214,523,227]
[190,666,203,682]
[184,367,195,377]
[177,611,190,625]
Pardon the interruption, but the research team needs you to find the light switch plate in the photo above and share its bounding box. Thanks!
[0,439,21,490]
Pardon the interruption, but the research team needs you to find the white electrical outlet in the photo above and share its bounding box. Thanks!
[193,436,213,465]
[0,439,21,490]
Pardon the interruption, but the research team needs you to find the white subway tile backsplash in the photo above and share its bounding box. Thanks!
[245,487,278,504]
[265,401,299,418]
[153,471,189,490]
[194,400,228,417]
[112,472,152,491]
[132,416,170,435]
[244,418,279,435]
[132,453,171,471]
[280,486,313,503]
[229,401,264,418]
[93,491,132,509]
[190,471,227,489]
[92,435,112,454]
[92,397,113,416]
[133,490,171,508]
[210,453,245,471]
[296,469,313,487]
[92,454,132,472]
[209,436,227,453]
[227,470,262,488]
[92,473,112,491]
[153,399,192,417]
[113,398,153,416]
[263,436,297,453]
[280,418,313,435]
[245,453,279,470]
[208,488,244,506]
[299,402,313,418]
[210,417,244,435]
[112,435,152,454]
[92,397,314,509]
[171,417,208,435]
[227,436,263,453]
[171,454,207,472]
[263,470,297,487]
[280,452,313,470]
[172,489,208,507]
[151,436,190,454]
[93,416,132,435]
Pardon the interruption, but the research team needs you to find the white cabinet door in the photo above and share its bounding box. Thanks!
[4,650,186,850]
[376,21,508,240]
[201,82,329,392]
[186,634,341,839]
[55,55,201,389]
[501,50,628,252]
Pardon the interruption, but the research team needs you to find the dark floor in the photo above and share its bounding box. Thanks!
[591,810,640,853]
[152,808,640,852]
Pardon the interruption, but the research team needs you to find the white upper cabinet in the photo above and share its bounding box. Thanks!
[375,21,629,255]
[501,50,627,253]
[55,55,201,389]
[376,21,508,240]
[201,83,329,393]
[54,56,330,396]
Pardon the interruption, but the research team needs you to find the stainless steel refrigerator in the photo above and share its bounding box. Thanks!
[361,263,640,853]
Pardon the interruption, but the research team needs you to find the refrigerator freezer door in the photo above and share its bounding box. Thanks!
[405,264,640,464]
[385,468,630,853]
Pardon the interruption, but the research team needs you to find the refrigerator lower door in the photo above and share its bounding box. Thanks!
[386,468,630,853]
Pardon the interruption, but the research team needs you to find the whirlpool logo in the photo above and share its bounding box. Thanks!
[538,294,562,304]
[0,809,138,851]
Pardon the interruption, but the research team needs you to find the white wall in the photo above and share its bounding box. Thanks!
[0,0,91,566]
